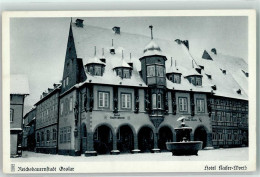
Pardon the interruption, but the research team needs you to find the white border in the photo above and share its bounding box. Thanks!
[2,10,256,174]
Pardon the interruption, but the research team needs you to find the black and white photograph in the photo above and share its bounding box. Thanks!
[2,10,256,173]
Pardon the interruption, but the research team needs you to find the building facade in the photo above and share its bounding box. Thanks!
[32,19,248,156]
[10,75,29,157]
[22,107,36,151]
[53,19,248,156]
[35,84,61,154]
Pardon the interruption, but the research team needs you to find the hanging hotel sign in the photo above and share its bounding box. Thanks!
[110,113,125,119]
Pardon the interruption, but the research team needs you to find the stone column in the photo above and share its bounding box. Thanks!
[85,132,97,156]
[111,134,120,155]
[152,132,160,153]
[132,133,140,153]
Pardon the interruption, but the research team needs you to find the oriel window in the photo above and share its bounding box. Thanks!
[156,65,165,77]
[147,65,155,77]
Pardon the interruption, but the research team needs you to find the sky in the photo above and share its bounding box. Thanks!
[10,16,248,113]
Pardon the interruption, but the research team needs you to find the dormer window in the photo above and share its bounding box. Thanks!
[237,89,241,94]
[173,74,181,83]
[123,69,130,78]
[94,66,101,76]
[116,68,131,79]
[112,26,120,34]
[186,76,202,86]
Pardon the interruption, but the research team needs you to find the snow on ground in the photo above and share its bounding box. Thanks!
[12,147,248,162]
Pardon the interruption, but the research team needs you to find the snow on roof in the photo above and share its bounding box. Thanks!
[71,22,248,100]
[10,74,29,95]
[86,55,105,65]
[143,40,163,57]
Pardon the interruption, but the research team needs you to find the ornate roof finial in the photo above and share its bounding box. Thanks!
[112,39,114,47]
[130,53,132,62]
[94,46,96,56]
[102,48,104,56]
[171,57,173,67]
[192,60,194,68]
[149,25,153,40]
[122,50,124,59]
[175,60,177,67]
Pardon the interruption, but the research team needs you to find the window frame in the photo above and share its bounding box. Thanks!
[10,108,14,122]
[178,97,188,112]
[121,93,132,110]
[98,91,110,109]
[147,65,155,77]
[196,98,205,113]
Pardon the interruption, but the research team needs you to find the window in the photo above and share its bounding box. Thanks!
[69,97,73,111]
[95,66,101,75]
[60,129,63,143]
[98,92,109,108]
[157,94,162,109]
[179,97,188,112]
[169,75,173,81]
[37,133,40,143]
[41,132,45,142]
[66,77,69,86]
[10,109,14,122]
[190,77,195,85]
[123,69,130,78]
[121,93,131,109]
[63,79,66,88]
[117,69,122,77]
[226,113,231,122]
[147,65,155,77]
[67,127,71,142]
[152,93,162,109]
[63,128,67,143]
[196,99,205,113]
[152,94,157,109]
[173,74,181,83]
[46,130,50,142]
[60,102,64,115]
[195,77,202,86]
[89,66,93,73]
[53,129,57,141]
[156,65,164,77]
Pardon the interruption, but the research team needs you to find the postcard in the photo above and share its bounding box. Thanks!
[2,10,256,173]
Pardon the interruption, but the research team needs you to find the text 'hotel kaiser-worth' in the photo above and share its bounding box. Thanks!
[33,19,248,156]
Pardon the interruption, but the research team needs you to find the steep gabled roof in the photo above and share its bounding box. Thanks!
[70,21,248,100]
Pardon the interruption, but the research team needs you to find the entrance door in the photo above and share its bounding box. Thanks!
[194,127,207,148]
[158,126,173,151]
[138,127,154,152]
[117,125,134,153]
[94,125,113,154]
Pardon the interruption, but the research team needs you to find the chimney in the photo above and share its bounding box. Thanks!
[76,19,84,27]
[110,39,115,54]
[211,48,217,55]
[182,40,189,50]
[128,53,133,68]
[112,26,120,34]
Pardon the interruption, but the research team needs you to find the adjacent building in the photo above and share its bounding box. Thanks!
[34,83,61,154]
[10,75,29,157]
[22,107,36,151]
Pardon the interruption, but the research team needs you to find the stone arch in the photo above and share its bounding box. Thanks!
[93,123,116,136]
[93,124,114,154]
[194,125,208,148]
[80,123,87,154]
[158,125,174,151]
[116,123,137,136]
[116,124,135,153]
[138,125,155,152]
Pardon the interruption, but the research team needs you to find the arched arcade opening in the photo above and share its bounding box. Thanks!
[138,126,154,152]
[117,125,134,153]
[158,126,173,151]
[94,125,113,154]
[194,126,208,148]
